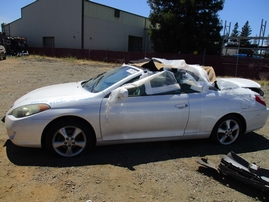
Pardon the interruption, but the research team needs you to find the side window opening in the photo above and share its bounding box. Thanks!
[174,70,200,93]
[128,71,181,96]
[145,71,180,95]
[128,85,147,96]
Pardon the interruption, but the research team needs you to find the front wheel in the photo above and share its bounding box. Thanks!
[45,119,93,157]
[210,115,243,145]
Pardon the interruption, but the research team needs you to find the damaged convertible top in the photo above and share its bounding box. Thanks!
[132,57,216,83]
[130,58,264,96]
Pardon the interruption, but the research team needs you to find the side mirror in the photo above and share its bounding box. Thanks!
[118,88,128,99]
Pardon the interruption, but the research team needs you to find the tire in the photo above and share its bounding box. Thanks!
[45,118,93,157]
[210,115,242,145]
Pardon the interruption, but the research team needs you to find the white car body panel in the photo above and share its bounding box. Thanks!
[100,94,189,141]
[216,77,261,90]
[13,82,93,106]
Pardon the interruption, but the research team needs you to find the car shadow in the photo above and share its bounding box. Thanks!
[4,131,269,169]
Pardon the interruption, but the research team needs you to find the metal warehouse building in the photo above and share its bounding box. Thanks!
[2,0,152,52]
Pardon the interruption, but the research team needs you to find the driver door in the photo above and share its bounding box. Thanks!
[100,93,189,141]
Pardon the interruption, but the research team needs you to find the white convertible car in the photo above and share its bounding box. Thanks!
[2,58,269,157]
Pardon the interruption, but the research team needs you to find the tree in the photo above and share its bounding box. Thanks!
[230,22,239,44]
[147,0,224,54]
[240,21,252,45]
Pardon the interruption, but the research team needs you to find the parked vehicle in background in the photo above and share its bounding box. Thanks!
[4,37,29,56]
[0,45,6,60]
[1,33,29,56]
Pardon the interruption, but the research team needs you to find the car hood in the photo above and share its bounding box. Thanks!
[13,82,92,107]
[216,78,261,90]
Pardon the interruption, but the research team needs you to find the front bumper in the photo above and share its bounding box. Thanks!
[4,114,47,148]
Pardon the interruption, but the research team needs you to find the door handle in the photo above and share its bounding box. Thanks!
[175,104,188,109]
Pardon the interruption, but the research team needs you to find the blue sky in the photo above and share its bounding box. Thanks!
[0,0,268,37]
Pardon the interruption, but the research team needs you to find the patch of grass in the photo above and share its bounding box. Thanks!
[63,56,77,62]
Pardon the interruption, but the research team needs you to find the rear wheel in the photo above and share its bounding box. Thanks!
[210,115,242,145]
[45,119,93,157]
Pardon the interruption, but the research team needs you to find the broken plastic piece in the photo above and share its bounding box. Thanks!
[198,151,269,194]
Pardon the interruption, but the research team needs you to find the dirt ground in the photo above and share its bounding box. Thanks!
[0,56,269,202]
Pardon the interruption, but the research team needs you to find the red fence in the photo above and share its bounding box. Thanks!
[29,47,269,80]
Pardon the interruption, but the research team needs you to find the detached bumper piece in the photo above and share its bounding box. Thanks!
[198,151,269,194]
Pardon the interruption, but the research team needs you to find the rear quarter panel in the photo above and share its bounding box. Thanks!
[185,89,253,137]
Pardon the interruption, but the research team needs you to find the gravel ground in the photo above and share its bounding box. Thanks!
[0,56,269,202]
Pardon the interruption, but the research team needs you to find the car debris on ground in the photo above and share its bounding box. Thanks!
[198,151,269,194]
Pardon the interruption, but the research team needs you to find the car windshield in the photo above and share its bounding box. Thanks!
[82,66,139,92]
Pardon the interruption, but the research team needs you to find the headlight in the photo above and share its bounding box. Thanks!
[9,104,51,118]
